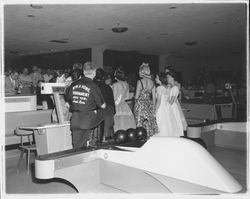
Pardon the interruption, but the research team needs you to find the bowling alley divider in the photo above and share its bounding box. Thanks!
[197,122,246,150]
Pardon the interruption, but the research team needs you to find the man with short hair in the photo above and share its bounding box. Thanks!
[5,69,19,95]
[65,62,110,149]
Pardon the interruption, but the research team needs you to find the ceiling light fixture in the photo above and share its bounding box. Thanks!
[30,4,43,9]
[112,21,128,33]
[9,50,19,54]
[185,41,198,46]
[49,40,69,44]
[160,32,169,36]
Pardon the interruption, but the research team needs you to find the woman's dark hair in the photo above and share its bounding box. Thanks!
[94,68,105,83]
[72,68,82,81]
[114,66,126,81]
[166,70,176,81]
[159,72,168,85]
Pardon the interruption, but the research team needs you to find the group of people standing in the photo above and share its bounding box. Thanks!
[5,61,187,150]
[130,63,187,138]
[64,61,187,150]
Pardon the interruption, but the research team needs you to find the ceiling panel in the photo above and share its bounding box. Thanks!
[4,3,247,59]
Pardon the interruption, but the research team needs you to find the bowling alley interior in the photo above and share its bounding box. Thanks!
[1,1,249,197]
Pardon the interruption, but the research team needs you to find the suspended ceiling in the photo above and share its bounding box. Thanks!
[4,2,247,60]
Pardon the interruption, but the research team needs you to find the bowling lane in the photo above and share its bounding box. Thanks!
[5,143,247,194]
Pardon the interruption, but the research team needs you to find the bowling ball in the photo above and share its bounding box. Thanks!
[114,130,127,144]
[126,128,137,142]
[136,127,147,140]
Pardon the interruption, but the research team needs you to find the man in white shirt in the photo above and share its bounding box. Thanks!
[5,70,19,95]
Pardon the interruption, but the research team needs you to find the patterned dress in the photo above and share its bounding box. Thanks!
[134,80,158,137]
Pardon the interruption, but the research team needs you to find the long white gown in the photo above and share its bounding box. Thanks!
[170,86,187,135]
[155,85,181,137]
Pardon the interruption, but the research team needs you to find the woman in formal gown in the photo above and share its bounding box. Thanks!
[167,71,187,136]
[155,73,180,137]
[112,67,136,132]
[134,63,158,137]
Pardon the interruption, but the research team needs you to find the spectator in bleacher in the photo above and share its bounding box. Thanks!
[5,69,19,95]
[30,66,43,92]
[56,69,66,83]
[18,67,32,94]
[43,68,54,82]
[49,70,58,83]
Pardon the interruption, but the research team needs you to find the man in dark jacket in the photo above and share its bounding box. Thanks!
[94,68,116,143]
[65,62,110,149]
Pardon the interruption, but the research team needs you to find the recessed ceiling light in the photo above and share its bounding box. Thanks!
[185,41,198,46]
[169,6,177,9]
[9,50,19,54]
[27,15,35,18]
[30,4,43,9]
[98,27,104,30]
[160,32,169,36]
[49,40,68,44]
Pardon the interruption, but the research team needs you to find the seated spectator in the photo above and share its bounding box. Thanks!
[30,66,43,93]
[56,69,66,83]
[5,69,19,95]
[18,67,33,94]
[43,68,54,82]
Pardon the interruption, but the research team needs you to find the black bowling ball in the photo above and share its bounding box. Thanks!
[126,128,137,142]
[136,127,147,140]
[114,130,127,144]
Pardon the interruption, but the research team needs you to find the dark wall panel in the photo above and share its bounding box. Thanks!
[103,49,159,75]
[21,48,91,70]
